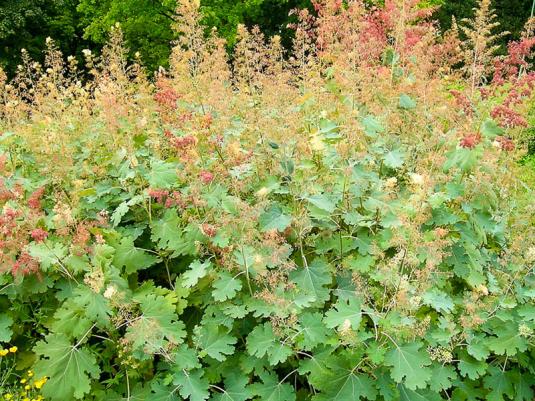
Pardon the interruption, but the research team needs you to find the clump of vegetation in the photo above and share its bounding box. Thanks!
[0,0,534,400]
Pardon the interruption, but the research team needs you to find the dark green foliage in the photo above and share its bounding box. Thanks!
[201,0,310,48]
[76,0,177,71]
[0,0,310,74]
[0,0,89,75]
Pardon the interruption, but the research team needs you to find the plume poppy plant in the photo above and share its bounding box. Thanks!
[0,1,533,400]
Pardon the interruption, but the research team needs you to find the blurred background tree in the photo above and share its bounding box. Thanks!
[76,0,178,70]
[0,0,89,74]
[0,0,533,76]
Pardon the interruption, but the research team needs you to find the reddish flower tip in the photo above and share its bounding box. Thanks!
[31,228,49,242]
[459,133,481,149]
[200,171,214,184]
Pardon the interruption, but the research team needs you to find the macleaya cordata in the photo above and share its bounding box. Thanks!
[0,0,535,400]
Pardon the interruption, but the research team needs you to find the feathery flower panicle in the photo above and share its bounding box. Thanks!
[491,105,528,128]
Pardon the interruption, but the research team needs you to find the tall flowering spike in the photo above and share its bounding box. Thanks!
[459,0,506,93]
[170,0,205,79]
[233,24,272,93]
[101,23,129,81]
[169,0,230,109]
[289,7,318,85]
[0,66,5,83]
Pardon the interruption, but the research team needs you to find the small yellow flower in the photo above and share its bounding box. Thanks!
[9,346,17,353]
[34,377,47,389]
[23,398,30,401]
[0,349,8,356]
[5,394,13,400]
[20,378,27,384]
[24,385,30,390]
[27,370,34,377]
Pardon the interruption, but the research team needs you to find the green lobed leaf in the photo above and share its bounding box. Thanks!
[298,312,330,350]
[113,236,159,274]
[211,373,253,401]
[362,115,385,137]
[212,271,242,302]
[259,204,292,232]
[0,313,13,342]
[182,260,211,288]
[323,296,362,331]
[34,334,101,401]
[480,119,504,139]
[289,259,332,306]
[312,363,377,401]
[149,159,178,188]
[398,94,416,110]
[487,324,528,356]
[422,289,455,314]
[246,322,275,359]
[483,367,514,401]
[384,342,431,390]
[196,324,237,362]
[126,293,186,354]
[383,149,405,169]
[250,372,296,401]
[173,369,210,401]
